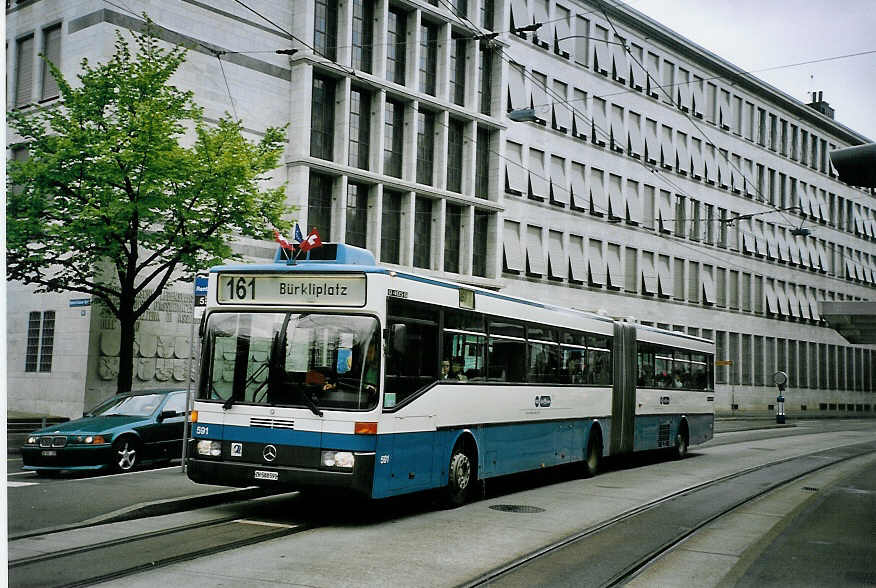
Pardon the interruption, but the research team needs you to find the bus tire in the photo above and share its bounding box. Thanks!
[444,443,476,507]
[582,428,602,478]
[673,422,689,460]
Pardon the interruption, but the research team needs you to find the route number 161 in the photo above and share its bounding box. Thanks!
[224,277,255,301]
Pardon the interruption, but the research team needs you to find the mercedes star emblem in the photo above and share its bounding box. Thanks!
[262,444,277,462]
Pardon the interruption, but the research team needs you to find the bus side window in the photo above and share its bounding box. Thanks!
[637,344,656,387]
[442,332,485,381]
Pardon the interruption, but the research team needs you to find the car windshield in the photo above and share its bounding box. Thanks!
[198,312,380,411]
[91,394,164,417]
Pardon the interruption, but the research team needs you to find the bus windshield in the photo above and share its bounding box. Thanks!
[199,312,380,411]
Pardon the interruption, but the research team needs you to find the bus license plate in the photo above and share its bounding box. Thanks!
[254,470,278,481]
[41,450,57,457]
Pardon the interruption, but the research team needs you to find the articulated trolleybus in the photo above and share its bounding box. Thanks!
[187,244,714,505]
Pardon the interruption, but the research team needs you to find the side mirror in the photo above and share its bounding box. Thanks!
[390,324,408,355]
[157,410,178,422]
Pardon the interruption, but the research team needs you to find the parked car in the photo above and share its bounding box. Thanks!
[21,389,188,476]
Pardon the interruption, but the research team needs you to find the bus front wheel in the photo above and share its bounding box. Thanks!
[444,444,475,507]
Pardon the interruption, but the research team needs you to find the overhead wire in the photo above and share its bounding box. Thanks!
[598,1,814,231]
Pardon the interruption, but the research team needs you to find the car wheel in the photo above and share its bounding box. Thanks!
[111,438,139,472]
[444,442,476,508]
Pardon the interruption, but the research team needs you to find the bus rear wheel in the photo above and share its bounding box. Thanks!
[444,444,475,507]
[673,425,689,460]
[582,429,602,478]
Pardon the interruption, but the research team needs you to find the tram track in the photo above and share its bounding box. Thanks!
[463,440,876,587]
[8,513,312,588]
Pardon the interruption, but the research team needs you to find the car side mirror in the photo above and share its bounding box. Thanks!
[157,410,178,421]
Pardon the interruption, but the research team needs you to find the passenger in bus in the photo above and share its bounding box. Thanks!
[672,371,684,388]
[451,362,467,381]
[567,358,586,384]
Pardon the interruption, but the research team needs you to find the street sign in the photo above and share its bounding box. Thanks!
[69,298,91,307]
[715,360,733,366]
[194,275,208,307]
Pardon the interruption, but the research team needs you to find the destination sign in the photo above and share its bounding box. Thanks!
[217,273,367,306]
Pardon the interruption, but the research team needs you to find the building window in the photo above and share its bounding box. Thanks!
[451,0,468,18]
[383,99,404,178]
[381,190,402,264]
[15,34,34,106]
[351,0,373,72]
[416,110,435,185]
[481,0,494,30]
[413,197,432,269]
[386,8,407,85]
[307,172,333,241]
[475,127,490,199]
[345,182,368,248]
[473,210,489,277]
[419,23,437,96]
[348,88,371,170]
[449,37,467,106]
[25,310,55,372]
[674,195,686,237]
[447,119,464,193]
[311,75,335,160]
[479,47,493,115]
[314,0,338,61]
[445,203,462,273]
[40,25,61,101]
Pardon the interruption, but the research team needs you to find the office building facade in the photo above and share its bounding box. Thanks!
[6,0,875,417]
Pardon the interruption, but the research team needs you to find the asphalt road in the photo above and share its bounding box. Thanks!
[6,461,264,537]
[7,418,875,587]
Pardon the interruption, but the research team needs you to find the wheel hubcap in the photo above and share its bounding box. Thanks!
[117,443,136,470]
[451,454,470,490]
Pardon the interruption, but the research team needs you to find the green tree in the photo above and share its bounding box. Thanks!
[7,21,292,393]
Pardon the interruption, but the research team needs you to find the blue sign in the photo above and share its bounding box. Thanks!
[194,275,209,307]
[69,298,91,307]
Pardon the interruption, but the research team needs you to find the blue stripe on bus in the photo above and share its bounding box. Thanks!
[194,424,378,452]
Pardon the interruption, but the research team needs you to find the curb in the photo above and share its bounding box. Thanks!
[10,486,274,541]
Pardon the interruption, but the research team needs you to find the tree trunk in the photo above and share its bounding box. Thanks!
[116,293,137,394]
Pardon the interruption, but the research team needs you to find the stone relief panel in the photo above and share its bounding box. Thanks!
[95,288,197,384]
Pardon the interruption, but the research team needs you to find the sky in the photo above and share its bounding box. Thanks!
[628,0,876,141]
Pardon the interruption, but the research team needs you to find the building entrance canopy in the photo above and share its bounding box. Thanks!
[819,301,876,344]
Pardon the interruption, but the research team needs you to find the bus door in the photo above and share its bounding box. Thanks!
[382,308,439,493]
[610,322,636,455]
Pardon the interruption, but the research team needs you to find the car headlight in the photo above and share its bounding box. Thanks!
[26,436,37,445]
[197,440,222,457]
[74,435,109,444]
[321,451,355,469]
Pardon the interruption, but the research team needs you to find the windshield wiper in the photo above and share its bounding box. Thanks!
[299,389,324,417]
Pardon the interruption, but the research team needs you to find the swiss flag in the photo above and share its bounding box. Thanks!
[273,228,296,251]
[299,228,323,252]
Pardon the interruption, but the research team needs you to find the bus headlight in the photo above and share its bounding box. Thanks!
[197,440,222,457]
[321,451,355,469]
